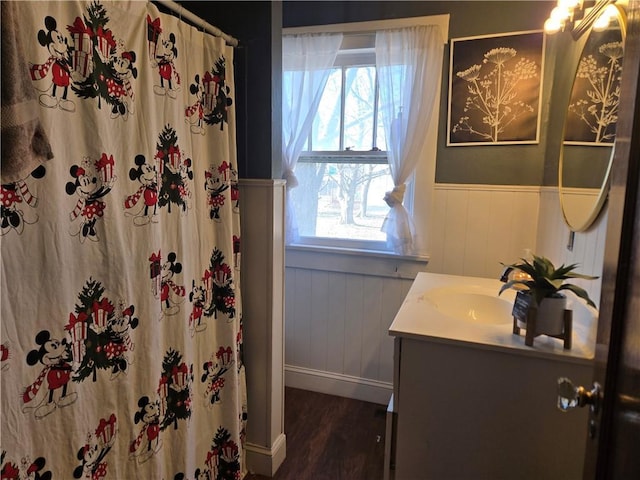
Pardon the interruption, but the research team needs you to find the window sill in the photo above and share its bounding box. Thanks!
[285,244,429,279]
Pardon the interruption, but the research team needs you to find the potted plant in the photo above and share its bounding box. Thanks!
[499,254,598,337]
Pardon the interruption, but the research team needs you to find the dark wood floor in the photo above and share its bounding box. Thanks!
[245,387,387,480]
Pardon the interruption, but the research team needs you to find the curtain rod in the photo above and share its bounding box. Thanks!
[155,0,239,47]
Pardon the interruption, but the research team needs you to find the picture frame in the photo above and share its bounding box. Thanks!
[447,30,545,146]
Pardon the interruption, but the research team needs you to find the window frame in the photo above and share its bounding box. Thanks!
[294,151,415,252]
[306,53,382,153]
[284,14,449,253]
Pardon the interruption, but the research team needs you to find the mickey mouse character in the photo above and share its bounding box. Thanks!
[23,330,77,419]
[124,155,159,226]
[129,396,162,464]
[188,280,207,336]
[109,51,138,119]
[153,33,181,98]
[204,166,228,221]
[159,252,186,318]
[65,159,115,242]
[178,159,194,213]
[73,441,106,480]
[108,301,139,379]
[1,165,46,236]
[29,16,75,112]
[201,360,226,406]
[194,468,211,480]
[201,347,234,406]
[1,455,53,480]
[229,162,240,213]
[73,427,116,480]
[185,75,205,134]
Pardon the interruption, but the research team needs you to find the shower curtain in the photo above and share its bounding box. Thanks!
[1,2,246,479]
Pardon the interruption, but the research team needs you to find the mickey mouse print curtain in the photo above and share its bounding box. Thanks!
[1,2,245,479]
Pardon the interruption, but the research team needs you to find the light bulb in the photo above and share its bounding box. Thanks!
[544,17,563,33]
[592,15,609,31]
[558,0,581,9]
[593,9,609,32]
[593,5,617,31]
[551,5,572,21]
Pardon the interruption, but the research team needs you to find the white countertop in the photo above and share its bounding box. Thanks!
[389,272,597,364]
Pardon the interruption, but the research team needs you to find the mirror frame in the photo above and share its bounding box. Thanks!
[558,4,627,232]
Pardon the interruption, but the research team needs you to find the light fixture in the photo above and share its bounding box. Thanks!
[592,3,620,30]
[543,0,616,39]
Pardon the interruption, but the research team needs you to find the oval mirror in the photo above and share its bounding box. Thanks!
[559,4,626,232]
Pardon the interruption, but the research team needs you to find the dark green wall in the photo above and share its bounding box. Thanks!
[283,1,569,186]
[183,1,282,179]
[543,31,611,189]
[184,1,585,185]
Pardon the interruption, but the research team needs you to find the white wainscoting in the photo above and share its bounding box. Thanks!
[427,184,541,278]
[285,248,425,404]
[536,187,607,308]
[284,184,608,404]
[428,184,606,297]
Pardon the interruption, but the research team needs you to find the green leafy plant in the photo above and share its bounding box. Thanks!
[499,254,598,308]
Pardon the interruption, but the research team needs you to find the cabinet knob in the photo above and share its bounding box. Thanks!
[557,377,601,414]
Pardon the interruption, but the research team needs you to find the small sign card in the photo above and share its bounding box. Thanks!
[512,291,533,323]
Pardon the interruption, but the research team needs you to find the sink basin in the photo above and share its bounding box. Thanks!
[422,285,513,325]
[390,272,596,360]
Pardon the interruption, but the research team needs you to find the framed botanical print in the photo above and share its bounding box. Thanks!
[447,30,545,146]
[564,24,624,145]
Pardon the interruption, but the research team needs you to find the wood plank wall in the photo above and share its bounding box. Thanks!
[427,184,540,277]
[285,269,413,396]
[284,184,607,404]
[537,187,607,308]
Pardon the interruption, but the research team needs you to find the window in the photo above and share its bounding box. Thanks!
[284,16,449,253]
[288,34,396,249]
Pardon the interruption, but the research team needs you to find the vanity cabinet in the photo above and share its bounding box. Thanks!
[384,273,595,480]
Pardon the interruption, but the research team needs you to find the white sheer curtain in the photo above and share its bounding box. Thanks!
[282,33,343,243]
[376,25,444,254]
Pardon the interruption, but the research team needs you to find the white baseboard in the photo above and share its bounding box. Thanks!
[285,365,392,405]
[246,433,287,477]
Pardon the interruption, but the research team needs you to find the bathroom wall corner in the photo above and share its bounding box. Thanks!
[240,179,287,476]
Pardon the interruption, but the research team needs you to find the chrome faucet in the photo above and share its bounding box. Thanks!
[499,266,514,283]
